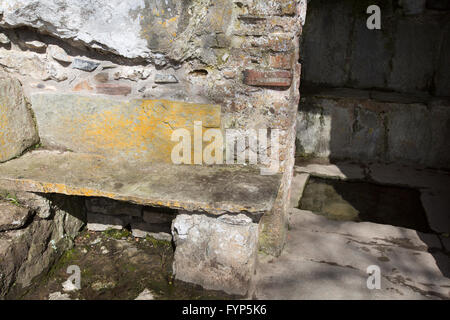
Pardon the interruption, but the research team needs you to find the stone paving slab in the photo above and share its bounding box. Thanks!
[0,150,281,216]
[255,257,427,300]
[289,173,309,208]
[0,73,39,162]
[255,209,450,300]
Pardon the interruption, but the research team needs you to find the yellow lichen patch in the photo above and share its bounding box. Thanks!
[38,96,221,163]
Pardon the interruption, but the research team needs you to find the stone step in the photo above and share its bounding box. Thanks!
[0,150,281,216]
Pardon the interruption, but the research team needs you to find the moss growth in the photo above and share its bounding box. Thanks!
[103,228,131,240]
[145,235,171,249]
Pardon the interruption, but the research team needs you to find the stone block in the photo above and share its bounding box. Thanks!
[0,74,39,162]
[349,16,392,90]
[0,193,85,297]
[86,212,126,232]
[264,34,294,52]
[248,0,297,16]
[71,58,99,72]
[386,103,431,165]
[23,40,46,51]
[73,80,93,92]
[94,72,109,83]
[85,198,142,217]
[96,83,132,96]
[300,0,353,87]
[268,53,293,70]
[297,96,386,162]
[243,69,292,88]
[426,102,450,169]
[154,74,178,84]
[0,33,10,44]
[0,200,33,231]
[388,18,441,93]
[29,94,221,163]
[434,27,450,97]
[143,209,175,224]
[131,221,172,241]
[172,214,258,296]
[399,0,427,15]
[47,44,72,64]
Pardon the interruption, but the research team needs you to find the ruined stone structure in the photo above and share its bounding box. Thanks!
[0,0,305,296]
[297,0,450,169]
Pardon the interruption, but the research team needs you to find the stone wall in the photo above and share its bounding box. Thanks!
[301,0,449,96]
[297,0,450,169]
[0,0,305,294]
[0,192,85,298]
[85,197,174,242]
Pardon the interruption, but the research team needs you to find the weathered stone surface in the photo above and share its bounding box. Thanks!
[154,74,178,84]
[349,14,392,90]
[24,40,46,50]
[0,150,281,216]
[0,33,10,44]
[289,173,309,208]
[86,212,125,232]
[268,53,293,70]
[0,0,304,270]
[297,95,385,162]
[29,94,221,162]
[143,209,174,224]
[86,198,142,217]
[0,193,85,297]
[297,93,450,169]
[46,44,72,63]
[0,49,67,81]
[131,222,171,241]
[71,59,99,72]
[0,0,234,63]
[386,103,431,164]
[400,0,427,15]
[300,0,353,87]
[172,213,258,295]
[434,27,450,97]
[388,17,441,93]
[94,72,109,83]
[96,83,131,95]
[0,73,39,162]
[73,80,93,92]
[254,208,450,299]
[14,192,53,219]
[112,66,150,81]
[301,0,449,95]
[0,200,32,231]
[243,69,292,88]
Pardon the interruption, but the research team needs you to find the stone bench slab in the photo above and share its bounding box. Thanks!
[0,150,281,216]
